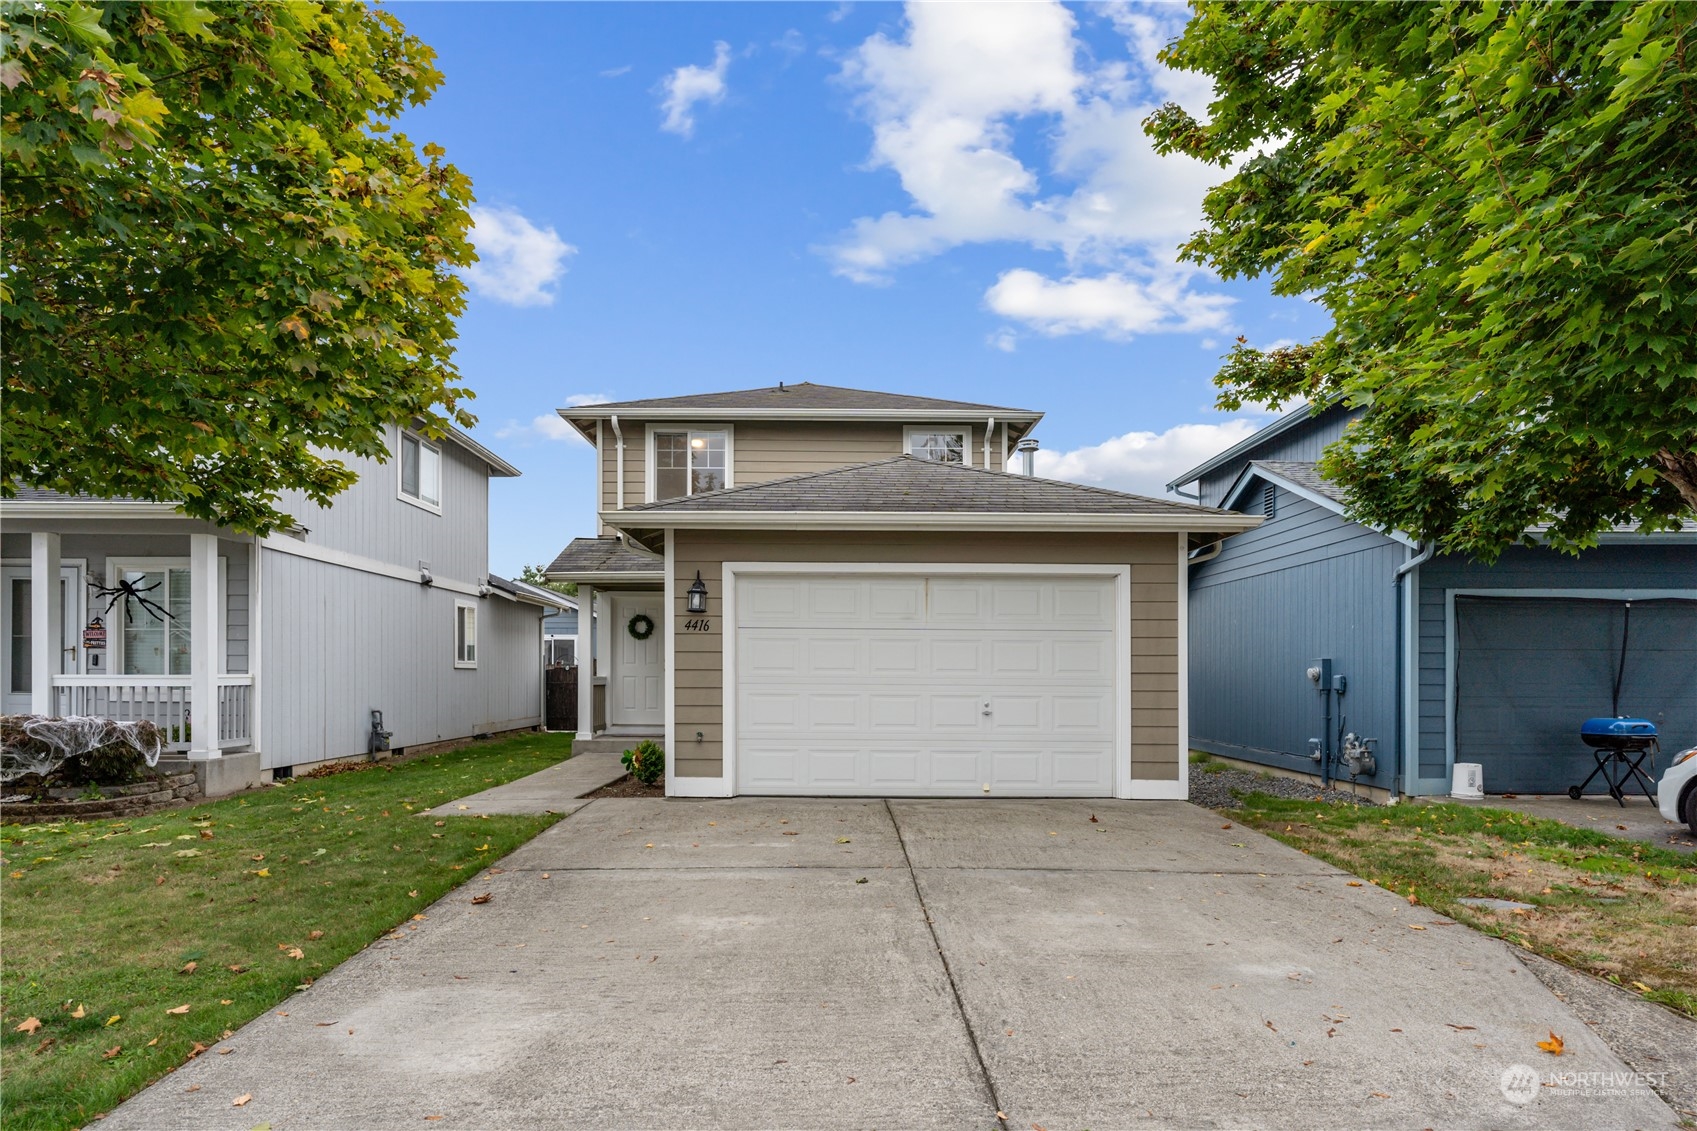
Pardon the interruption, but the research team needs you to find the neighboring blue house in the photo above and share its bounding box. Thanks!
[542,596,584,667]
[1168,403,1697,799]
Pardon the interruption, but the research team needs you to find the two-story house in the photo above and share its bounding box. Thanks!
[546,382,1258,799]
[1167,401,1695,801]
[2,424,564,794]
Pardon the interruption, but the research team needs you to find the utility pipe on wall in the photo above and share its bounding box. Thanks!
[610,415,625,510]
[984,417,995,469]
[1390,541,1433,803]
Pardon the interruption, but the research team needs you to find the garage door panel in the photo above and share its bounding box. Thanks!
[735,573,1120,797]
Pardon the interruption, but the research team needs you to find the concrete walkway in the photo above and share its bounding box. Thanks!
[1438,793,1694,854]
[101,798,1685,1131]
[418,750,628,817]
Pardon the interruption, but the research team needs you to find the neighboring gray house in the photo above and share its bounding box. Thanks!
[1169,403,1696,799]
[2,424,563,791]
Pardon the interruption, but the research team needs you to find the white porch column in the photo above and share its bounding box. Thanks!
[29,532,62,715]
[188,533,220,759]
[576,584,596,740]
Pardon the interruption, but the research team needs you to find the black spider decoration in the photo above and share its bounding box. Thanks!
[90,577,174,625]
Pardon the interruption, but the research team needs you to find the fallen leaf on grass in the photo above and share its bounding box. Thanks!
[1346,881,1363,887]
[185,1042,208,1060]
[228,965,246,973]
[147,1037,159,1047]
[174,849,201,858]
[283,947,304,960]
[102,1045,121,1059]
[165,1005,191,1015]
[1537,1032,1565,1056]
[308,930,324,941]
[254,869,271,878]
[15,1017,44,1035]
[180,961,198,974]
[411,914,427,922]
[232,1093,252,1107]
[70,1004,87,1018]
[470,892,492,905]
[34,1037,55,1055]
[105,1015,121,1026]
[1632,981,1653,993]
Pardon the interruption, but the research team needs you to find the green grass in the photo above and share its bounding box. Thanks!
[0,732,573,1131]
[1232,793,1697,1017]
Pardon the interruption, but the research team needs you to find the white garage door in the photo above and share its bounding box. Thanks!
[734,574,1120,796]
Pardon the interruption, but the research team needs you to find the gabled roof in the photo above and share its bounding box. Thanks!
[605,457,1260,550]
[544,536,665,581]
[1165,400,1343,491]
[1248,461,1344,504]
[564,381,1038,416]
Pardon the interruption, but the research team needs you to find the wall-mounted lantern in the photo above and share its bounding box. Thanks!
[686,571,709,614]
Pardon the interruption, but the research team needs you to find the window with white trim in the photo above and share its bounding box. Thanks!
[399,431,442,510]
[906,427,968,465]
[653,430,727,500]
[454,601,477,667]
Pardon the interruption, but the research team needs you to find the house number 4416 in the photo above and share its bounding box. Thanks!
[683,618,712,632]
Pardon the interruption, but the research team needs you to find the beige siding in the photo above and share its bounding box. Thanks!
[599,421,1009,512]
[669,529,1180,783]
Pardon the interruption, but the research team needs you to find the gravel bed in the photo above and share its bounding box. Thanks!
[1188,764,1378,810]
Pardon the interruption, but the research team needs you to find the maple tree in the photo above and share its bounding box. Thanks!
[2,1,475,533]
[1147,1,1696,557]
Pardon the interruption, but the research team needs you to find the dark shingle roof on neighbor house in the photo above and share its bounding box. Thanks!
[545,536,664,577]
[1251,460,1344,504]
[616,457,1250,520]
[559,382,1041,417]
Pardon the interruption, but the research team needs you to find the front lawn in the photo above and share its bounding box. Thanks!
[1232,793,1697,1018]
[0,732,573,1131]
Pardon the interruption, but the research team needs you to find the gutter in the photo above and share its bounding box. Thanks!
[984,417,995,470]
[1391,541,1434,803]
[610,414,625,511]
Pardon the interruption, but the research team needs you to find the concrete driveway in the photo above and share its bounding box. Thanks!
[102,798,1681,1130]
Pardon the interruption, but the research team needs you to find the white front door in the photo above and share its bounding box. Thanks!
[1,564,82,715]
[735,574,1119,797]
[609,593,664,726]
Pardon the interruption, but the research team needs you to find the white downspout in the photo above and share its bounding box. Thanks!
[610,415,625,510]
[984,417,995,470]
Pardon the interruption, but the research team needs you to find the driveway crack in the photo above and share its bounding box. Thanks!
[885,798,1008,1130]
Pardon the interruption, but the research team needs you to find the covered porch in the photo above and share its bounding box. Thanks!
[544,536,664,753]
[1,507,259,760]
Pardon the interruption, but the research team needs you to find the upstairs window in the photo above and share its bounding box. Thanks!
[907,427,969,465]
[653,430,727,501]
[399,431,442,510]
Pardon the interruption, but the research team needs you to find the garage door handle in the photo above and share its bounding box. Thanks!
[982,700,992,717]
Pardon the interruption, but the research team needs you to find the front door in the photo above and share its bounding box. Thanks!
[1,564,83,715]
[610,593,663,726]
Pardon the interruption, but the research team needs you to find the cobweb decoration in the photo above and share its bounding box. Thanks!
[0,715,164,784]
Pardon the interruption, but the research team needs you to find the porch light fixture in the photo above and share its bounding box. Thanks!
[686,571,709,614]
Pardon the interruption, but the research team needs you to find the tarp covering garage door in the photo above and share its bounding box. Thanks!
[735,574,1120,797]
[1454,597,1697,794]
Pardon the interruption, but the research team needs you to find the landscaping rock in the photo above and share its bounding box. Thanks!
[1188,763,1377,810]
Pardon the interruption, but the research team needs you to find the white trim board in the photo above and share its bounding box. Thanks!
[607,511,1262,536]
[259,533,482,597]
[696,561,1174,800]
[1440,587,1697,789]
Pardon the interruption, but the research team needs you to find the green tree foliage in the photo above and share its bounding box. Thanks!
[518,563,575,596]
[1,1,475,533]
[1146,1,1696,558]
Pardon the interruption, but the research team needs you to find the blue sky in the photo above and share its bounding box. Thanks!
[389,1,1330,576]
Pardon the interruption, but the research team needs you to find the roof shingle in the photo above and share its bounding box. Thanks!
[545,536,664,576]
[1252,460,1344,503]
[560,381,1038,416]
[618,456,1233,517]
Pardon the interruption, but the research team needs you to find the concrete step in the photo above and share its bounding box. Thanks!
[573,734,664,756]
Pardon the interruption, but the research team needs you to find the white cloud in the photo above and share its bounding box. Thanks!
[600,64,633,78]
[986,327,1019,352]
[464,206,576,307]
[563,392,612,408]
[828,1,1232,341]
[659,42,731,138]
[985,268,1233,339]
[1034,417,1268,498]
[774,29,806,58]
[496,414,586,445]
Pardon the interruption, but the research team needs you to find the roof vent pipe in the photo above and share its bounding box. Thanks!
[1015,436,1039,476]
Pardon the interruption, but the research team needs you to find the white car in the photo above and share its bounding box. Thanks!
[1659,745,1697,836]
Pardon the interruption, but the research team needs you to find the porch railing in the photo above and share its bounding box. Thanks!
[50,675,255,751]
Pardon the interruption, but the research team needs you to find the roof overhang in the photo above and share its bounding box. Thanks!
[543,568,665,590]
[1220,463,1419,549]
[561,407,1046,445]
[1,500,187,521]
[446,427,521,478]
[605,509,1262,554]
[1165,399,1342,491]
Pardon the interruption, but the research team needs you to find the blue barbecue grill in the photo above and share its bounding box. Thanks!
[1571,717,1659,805]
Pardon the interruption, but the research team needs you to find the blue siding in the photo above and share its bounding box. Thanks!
[543,607,578,636]
[1413,542,1697,785]
[1189,487,1404,787]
